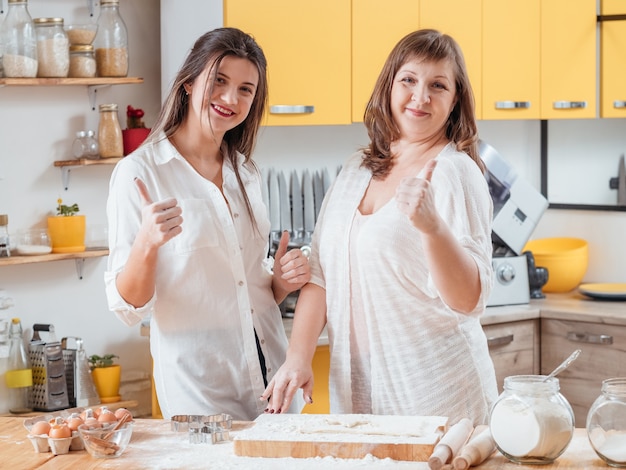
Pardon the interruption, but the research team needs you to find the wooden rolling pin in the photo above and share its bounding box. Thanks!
[428,418,474,470]
[452,425,497,469]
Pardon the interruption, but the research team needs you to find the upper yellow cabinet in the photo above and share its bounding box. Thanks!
[224,0,351,126]
[600,0,626,118]
[541,0,597,119]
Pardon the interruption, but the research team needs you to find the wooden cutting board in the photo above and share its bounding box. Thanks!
[233,414,448,461]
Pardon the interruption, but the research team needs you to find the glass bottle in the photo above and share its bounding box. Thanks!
[98,104,123,158]
[0,0,38,78]
[72,130,87,159]
[489,375,574,464]
[587,378,626,467]
[84,130,100,159]
[5,317,33,414]
[0,318,11,414]
[0,214,10,257]
[94,0,128,77]
[33,17,69,78]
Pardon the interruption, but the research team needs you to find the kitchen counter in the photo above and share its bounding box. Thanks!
[0,417,610,469]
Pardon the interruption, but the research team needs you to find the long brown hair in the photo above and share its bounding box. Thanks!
[362,29,483,178]
[150,27,268,230]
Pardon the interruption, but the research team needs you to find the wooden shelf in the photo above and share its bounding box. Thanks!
[0,249,108,267]
[54,158,122,167]
[0,77,143,86]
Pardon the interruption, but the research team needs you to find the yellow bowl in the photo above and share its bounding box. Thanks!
[523,237,588,293]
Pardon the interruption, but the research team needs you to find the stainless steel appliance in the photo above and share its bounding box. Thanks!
[480,141,549,307]
[29,323,70,411]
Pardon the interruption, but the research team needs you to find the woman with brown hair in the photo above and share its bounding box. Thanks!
[263,29,497,425]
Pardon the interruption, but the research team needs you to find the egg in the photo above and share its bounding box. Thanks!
[114,407,133,422]
[49,424,72,439]
[30,420,51,436]
[97,409,118,424]
[66,414,84,432]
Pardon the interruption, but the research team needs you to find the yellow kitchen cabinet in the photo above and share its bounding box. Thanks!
[541,0,597,119]
[301,345,330,414]
[600,0,626,118]
[352,0,420,122]
[482,0,540,120]
[224,0,351,126]
[419,0,483,119]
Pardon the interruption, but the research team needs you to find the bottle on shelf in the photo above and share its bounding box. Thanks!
[72,130,87,159]
[84,130,100,159]
[0,318,11,414]
[5,317,33,414]
[98,104,123,158]
[0,0,38,78]
[94,0,129,77]
[0,215,11,257]
[33,17,69,78]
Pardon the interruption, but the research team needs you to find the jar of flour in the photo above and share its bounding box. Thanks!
[587,377,626,468]
[489,375,574,464]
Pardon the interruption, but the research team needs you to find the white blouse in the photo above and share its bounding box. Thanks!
[105,133,302,420]
[309,143,498,425]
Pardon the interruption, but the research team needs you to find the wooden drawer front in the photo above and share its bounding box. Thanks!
[541,318,626,426]
[483,319,540,392]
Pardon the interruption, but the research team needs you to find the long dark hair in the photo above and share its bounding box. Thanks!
[362,29,483,178]
[150,27,268,230]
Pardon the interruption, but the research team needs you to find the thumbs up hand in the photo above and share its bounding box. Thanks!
[395,159,440,234]
[134,177,183,248]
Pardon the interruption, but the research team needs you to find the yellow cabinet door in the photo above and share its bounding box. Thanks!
[419,0,483,119]
[482,0,540,120]
[541,0,597,119]
[301,345,330,414]
[600,0,626,118]
[352,0,420,122]
[224,0,351,126]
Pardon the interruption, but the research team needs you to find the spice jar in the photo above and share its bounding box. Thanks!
[587,378,626,467]
[98,104,123,158]
[34,17,69,77]
[94,0,128,77]
[68,45,96,78]
[84,130,100,159]
[0,0,38,78]
[489,375,574,464]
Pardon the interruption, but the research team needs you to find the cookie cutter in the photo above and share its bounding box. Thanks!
[170,413,232,444]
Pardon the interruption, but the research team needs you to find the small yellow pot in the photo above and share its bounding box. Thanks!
[47,215,86,253]
[91,365,121,403]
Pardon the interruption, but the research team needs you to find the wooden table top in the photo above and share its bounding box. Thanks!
[0,417,612,469]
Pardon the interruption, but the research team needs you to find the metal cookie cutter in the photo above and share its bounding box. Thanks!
[171,413,232,444]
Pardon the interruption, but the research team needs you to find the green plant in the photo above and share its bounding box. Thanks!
[56,198,80,216]
[88,354,119,371]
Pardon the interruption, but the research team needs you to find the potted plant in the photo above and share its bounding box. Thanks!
[122,104,151,156]
[47,199,86,253]
[89,353,122,403]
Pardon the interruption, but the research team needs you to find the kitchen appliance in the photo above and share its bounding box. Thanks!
[480,141,549,307]
[29,323,70,411]
[61,336,100,408]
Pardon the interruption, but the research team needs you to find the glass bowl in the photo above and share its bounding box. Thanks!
[65,23,98,45]
[78,422,133,459]
[15,229,52,256]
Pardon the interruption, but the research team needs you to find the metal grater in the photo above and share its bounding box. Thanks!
[61,336,99,408]
[29,323,69,411]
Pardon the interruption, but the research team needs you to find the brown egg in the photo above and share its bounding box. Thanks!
[114,407,133,422]
[97,409,118,424]
[30,420,51,436]
[49,424,72,439]
[83,417,101,429]
[66,414,84,432]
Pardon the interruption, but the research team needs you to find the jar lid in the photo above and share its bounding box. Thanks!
[100,0,120,4]
[34,17,65,25]
[0,215,8,226]
[99,104,118,112]
[7,0,28,4]
[70,45,94,52]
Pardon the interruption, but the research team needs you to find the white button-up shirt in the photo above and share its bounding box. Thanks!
[105,133,301,420]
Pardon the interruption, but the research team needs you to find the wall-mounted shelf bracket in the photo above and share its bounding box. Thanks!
[87,84,111,111]
[88,0,96,17]
[61,167,71,190]
[75,258,85,280]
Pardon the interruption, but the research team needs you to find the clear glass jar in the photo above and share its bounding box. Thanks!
[0,0,38,78]
[68,44,96,78]
[489,375,574,464]
[98,104,123,158]
[94,0,128,77]
[587,378,626,467]
[33,17,69,77]
[72,130,87,159]
[84,130,100,159]
[0,214,10,257]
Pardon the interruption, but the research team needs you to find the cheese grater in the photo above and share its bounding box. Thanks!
[29,323,69,411]
[61,336,100,408]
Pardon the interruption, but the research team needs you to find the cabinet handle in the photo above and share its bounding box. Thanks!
[614,101,626,109]
[553,101,587,109]
[269,105,315,114]
[566,331,613,345]
[494,101,531,110]
[487,334,514,347]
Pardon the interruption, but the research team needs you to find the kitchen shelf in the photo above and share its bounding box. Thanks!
[0,249,109,279]
[54,158,122,190]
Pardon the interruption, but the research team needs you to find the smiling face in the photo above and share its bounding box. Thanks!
[390,57,457,143]
[185,55,260,139]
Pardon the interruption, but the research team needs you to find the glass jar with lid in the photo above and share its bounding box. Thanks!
[34,17,69,77]
[98,104,123,158]
[587,377,626,467]
[69,44,96,78]
[489,375,574,464]
[94,0,128,77]
[0,0,38,78]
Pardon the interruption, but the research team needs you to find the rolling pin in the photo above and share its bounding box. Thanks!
[452,425,497,469]
[428,418,474,470]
